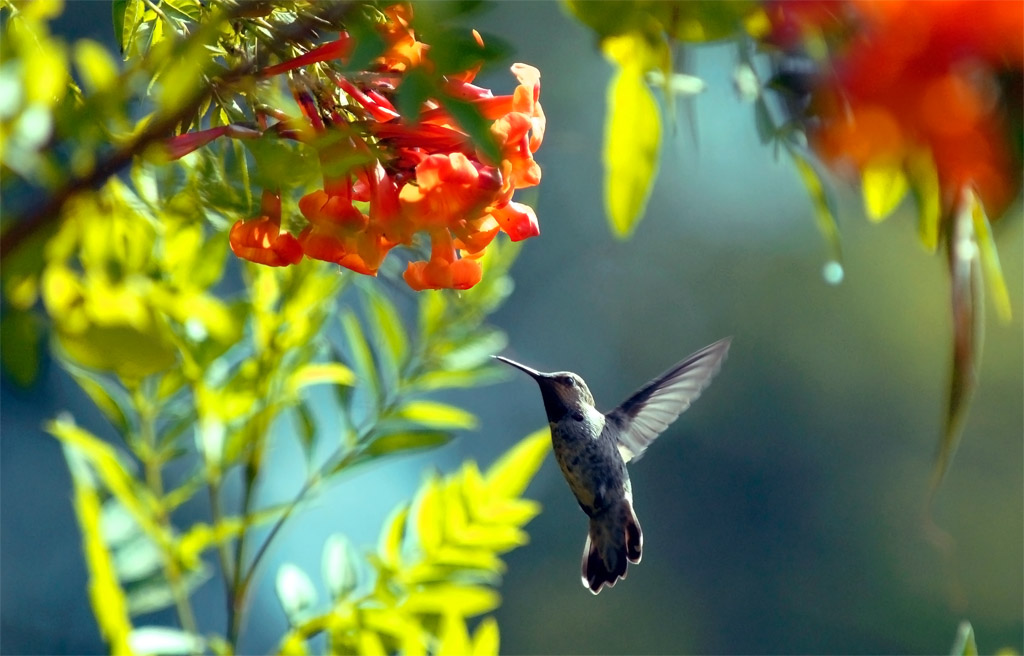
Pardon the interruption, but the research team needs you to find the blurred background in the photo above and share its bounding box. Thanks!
[2,2,1021,654]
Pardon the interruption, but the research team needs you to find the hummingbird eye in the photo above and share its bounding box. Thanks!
[563,376,576,387]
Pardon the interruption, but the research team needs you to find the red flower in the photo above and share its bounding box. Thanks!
[229,191,303,267]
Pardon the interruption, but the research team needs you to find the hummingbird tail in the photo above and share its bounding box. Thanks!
[581,499,644,594]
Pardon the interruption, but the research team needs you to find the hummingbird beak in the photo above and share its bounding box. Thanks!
[492,355,546,380]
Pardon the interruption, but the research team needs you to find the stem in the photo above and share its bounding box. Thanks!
[134,387,200,641]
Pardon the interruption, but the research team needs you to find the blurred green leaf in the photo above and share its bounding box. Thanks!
[396,401,477,430]
[438,96,500,164]
[471,616,500,656]
[907,149,941,252]
[0,309,42,386]
[602,31,663,239]
[402,583,499,616]
[862,161,908,222]
[363,430,453,459]
[485,428,549,498]
[294,400,317,460]
[791,151,844,268]
[63,362,134,434]
[341,311,379,402]
[63,444,135,654]
[363,287,408,385]
[969,191,1012,322]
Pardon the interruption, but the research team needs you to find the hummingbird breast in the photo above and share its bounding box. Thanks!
[550,408,629,517]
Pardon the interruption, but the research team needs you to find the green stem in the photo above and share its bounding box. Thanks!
[134,386,200,641]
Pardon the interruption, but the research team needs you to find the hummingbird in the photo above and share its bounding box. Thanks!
[494,337,731,594]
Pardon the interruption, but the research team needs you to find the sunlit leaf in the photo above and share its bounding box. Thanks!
[289,362,357,393]
[602,31,663,238]
[63,446,134,655]
[276,563,318,623]
[862,160,908,222]
[969,191,1012,322]
[437,612,471,656]
[49,419,167,543]
[907,149,942,252]
[471,616,500,656]
[414,474,444,554]
[63,362,133,434]
[402,584,499,616]
[378,504,410,568]
[128,627,204,655]
[485,429,550,499]
[74,39,119,94]
[396,401,477,430]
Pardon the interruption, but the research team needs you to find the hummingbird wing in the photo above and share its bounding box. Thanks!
[608,337,731,463]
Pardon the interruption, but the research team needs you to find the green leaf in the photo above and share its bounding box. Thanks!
[396,401,477,430]
[63,362,133,434]
[63,445,134,654]
[950,621,978,656]
[791,151,843,268]
[341,311,379,402]
[414,474,444,554]
[603,32,663,238]
[485,429,550,498]
[114,0,144,59]
[471,616,500,656]
[363,430,454,459]
[363,287,408,384]
[969,191,1012,322]
[862,161,908,222]
[129,627,205,655]
[294,400,317,460]
[276,563,318,623]
[50,419,167,544]
[437,612,471,656]
[907,149,941,252]
[402,583,499,616]
[0,309,42,386]
[288,362,357,393]
[438,96,500,164]
[378,504,410,568]
[322,534,359,600]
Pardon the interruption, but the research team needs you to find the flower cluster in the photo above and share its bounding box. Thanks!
[219,5,544,291]
[768,0,1022,217]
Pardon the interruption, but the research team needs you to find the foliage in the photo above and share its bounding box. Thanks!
[1,1,550,653]
[562,0,1022,499]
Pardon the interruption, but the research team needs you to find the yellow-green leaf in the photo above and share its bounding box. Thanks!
[74,39,119,94]
[378,504,409,568]
[907,149,941,252]
[397,401,477,430]
[471,617,500,656]
[862,161,908,222]
[602,32,663,238]
[485,429,550,499]
[49,419,167,544]
[402,584,499,616]
[791,151,843,267]
[969,191,1012,322]
[414,475,444,554]
[288,362,357,393]
[364,288,409,380]
[437,612,471,656]
[63,446,135,655]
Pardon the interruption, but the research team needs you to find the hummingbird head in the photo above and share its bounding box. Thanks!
[494,355,596,421]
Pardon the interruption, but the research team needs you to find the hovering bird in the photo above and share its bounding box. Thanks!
[494,337,731,594]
